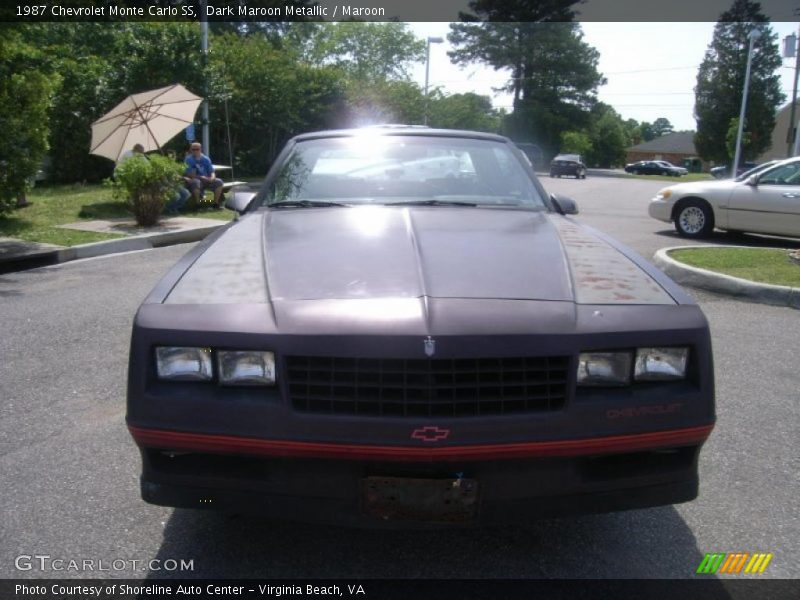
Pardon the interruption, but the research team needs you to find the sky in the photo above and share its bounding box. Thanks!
[408,22,800,132]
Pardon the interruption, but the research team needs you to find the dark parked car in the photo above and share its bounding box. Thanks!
[127,127,715,527]
[549,154,587,178]
[625,160,687,177]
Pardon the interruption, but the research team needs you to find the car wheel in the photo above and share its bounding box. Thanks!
[674,200,714,238]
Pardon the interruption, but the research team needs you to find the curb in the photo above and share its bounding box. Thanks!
[653,245,800,310]
[0,223,222,275]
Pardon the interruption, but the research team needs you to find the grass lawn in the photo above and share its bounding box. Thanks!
[0,183,235,247]
[670,247,800,287]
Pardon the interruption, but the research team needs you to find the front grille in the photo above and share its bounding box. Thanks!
[286,356,569,417]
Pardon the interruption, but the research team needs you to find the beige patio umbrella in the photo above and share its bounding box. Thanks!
[90,84,202,162]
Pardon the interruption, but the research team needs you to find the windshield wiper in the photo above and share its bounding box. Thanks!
[268,200,349,209]
[383,199,477,207]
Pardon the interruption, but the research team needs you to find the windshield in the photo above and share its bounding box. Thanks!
[262,134,547,209]
[734,161,779,182]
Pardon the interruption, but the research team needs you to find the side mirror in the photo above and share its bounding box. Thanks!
[225,186,257,214]
[550,194,579,215]
[745,175,759,187]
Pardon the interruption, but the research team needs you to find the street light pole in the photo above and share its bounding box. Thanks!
[200,0,210,154]
[732,28,761,178]
[423,36,443,126]
[783,29,799,157]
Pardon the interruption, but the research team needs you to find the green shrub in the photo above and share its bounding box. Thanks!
[108,154,184,226]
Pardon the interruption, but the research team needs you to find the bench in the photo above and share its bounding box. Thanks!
[223,180,248,192]
[212,165,248,192]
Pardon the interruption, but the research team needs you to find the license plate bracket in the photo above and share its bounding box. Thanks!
[361,476,479,523]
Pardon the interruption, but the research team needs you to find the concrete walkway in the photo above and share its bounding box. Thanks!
[0,216,227,274]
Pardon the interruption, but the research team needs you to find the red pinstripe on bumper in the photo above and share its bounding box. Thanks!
[128,424,714,462]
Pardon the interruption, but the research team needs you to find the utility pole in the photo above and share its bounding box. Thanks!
[783,28,799,157]
[423,36,443,126]
[732,28,761,178]
[200,1,210,154]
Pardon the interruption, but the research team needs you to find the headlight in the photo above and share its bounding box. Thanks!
[218,351,276,386]
[655,189,672,200]
[156,347,213,381]
[634,347,688,381]
[577,352,632,386]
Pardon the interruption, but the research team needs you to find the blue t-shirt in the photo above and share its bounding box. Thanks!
[185,154,214,177]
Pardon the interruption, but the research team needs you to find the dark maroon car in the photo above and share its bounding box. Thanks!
[127,127,715,526]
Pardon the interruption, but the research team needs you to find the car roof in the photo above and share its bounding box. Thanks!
[749,157,799,172]
[554,154,581,161]
[291,126,510,144]
[772,156,799,165]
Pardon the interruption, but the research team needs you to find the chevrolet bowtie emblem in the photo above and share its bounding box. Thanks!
[411,426,450,443]
[424,336,436,357]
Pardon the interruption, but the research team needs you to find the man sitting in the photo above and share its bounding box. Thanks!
[184,142,224,208]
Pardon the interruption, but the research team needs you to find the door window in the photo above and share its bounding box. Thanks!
[757,163,800,186]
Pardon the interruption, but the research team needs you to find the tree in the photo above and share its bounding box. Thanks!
[427,92,502,132]
[343,80,426,127]
[457,0,581,22]
[585,104,628,168]
[637,121,656,142]
[297,22,426,83]
[559,131,592,156]
[694,0,785,163]
[725,117,755,160]
[623,118,643,145]
[449,21,605,157]
[208,33,345,174]
[651,117,674,137]
[112,23,205,98]
[18,23,205,183]
[0,26,57,213]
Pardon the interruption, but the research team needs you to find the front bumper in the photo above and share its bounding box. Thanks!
[549,166,581,176]
[128,299,715,526]
[648,198,673,222]
[132,425,711,527]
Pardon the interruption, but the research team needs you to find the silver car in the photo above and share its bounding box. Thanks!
[648,157,800,238]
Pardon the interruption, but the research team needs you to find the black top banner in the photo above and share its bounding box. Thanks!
[3,0,799,23]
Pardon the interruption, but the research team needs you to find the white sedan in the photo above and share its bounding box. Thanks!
[648,157,800,238]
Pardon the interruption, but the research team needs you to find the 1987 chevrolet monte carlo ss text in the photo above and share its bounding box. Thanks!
[127,128,715,526]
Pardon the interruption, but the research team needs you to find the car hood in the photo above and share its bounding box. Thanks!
[164,207,674,306]
[662,179,740,196]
